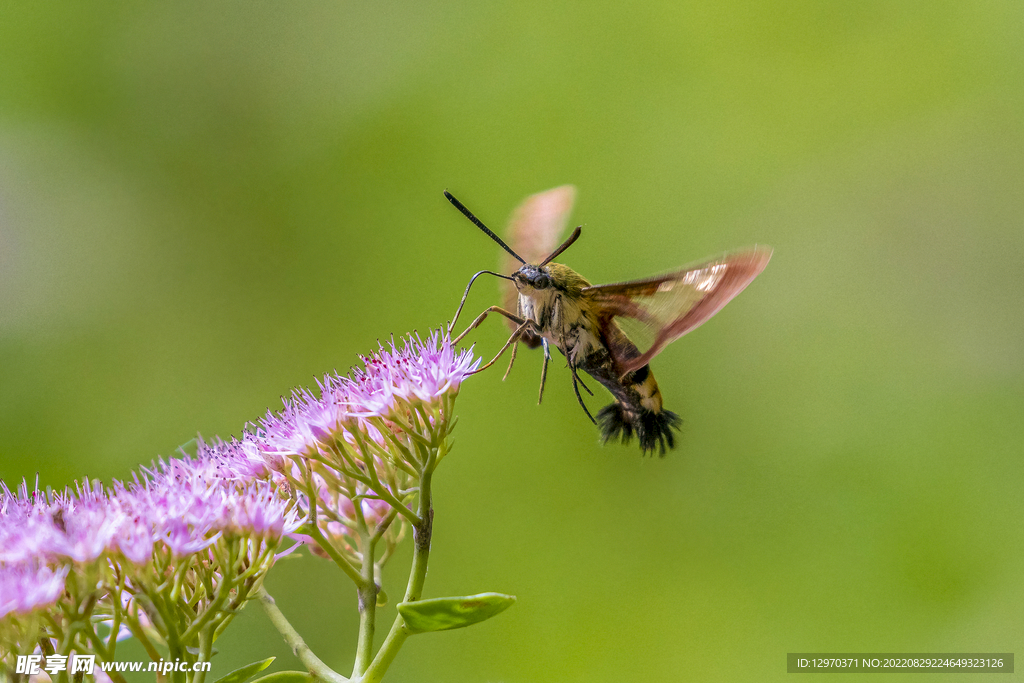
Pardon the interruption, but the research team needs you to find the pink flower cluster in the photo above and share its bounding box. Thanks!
[257,331,478,457]
[0,441,297,619]
[0,331,478,622]
[253,331,479,558]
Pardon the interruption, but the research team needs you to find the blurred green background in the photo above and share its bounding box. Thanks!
[2,2,1022,681]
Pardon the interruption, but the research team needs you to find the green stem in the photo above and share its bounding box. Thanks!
[370,506,400,546]
[82,621,113,663]
[303,476,367,586]
[361,466,434,683]
[405,471,434,604]
[256,587,349,683]
[352,435,421,528]
[192,627,214,683]
[358,486,419,527]
[307,522,366,586]
[143,582,183,666]
[123,607,162,663]
[106,573,127,654]
[352,530,378,678]
[180,542,239,645]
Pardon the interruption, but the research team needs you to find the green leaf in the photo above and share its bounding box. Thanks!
[398,593,516,634]
[250,672,314,683]
[211,657,275,683]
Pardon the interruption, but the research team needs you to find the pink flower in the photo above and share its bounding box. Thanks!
[0,563,68,618]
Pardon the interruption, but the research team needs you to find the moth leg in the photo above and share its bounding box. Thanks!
[571,365,594,396]
[553,302,596,422]
[553,300,593,399]
[500,287,527,382]
[568,363,597,425]
[502,337,520,381]
[470,320,532,375]
[537,339,551,404]
[452,306,526,345]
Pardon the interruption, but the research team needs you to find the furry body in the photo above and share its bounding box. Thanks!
[514,262,681,455]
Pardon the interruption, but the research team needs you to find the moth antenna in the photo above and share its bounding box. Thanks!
[444,190,526,264]
[539,226,582,266]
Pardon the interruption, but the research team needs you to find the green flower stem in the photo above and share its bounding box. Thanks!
[383,413,433,452]
[307,522,366,586]
[370,506,400,546]
[180,541,239,645]
[256,587,349,683]
[351,436,421,528]
[361,465,434,683]
[352,530,378,678]
[363,483,418,527]
[55,591,101,683]
[169,561,192,603]
[81,617,113,663]
[191,627,214,683]
[142,573,183,665]
[302,477,365,586]
[105,575,127,653]
[124,610,163,663]
[153,586,186,683]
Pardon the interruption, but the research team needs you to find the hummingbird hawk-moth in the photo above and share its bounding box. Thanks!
[445,186,771,456]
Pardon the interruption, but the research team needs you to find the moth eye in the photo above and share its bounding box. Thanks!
[534,274,550,289]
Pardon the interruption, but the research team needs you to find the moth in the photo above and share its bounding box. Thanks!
[445,186,771,455]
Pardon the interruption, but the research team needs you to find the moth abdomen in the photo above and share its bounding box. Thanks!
[597,401,681,457]
[592,363,681,456]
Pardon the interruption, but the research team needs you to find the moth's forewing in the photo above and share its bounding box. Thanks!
[501,185,577,346]
[585,246,773,376]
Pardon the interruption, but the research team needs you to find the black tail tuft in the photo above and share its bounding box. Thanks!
[597,402,682,457]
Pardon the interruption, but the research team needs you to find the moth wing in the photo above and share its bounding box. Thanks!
[500,186,577,345]
[584,246,772,376]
